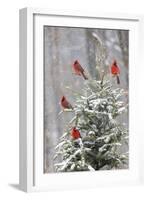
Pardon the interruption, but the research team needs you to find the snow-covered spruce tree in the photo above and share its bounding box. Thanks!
[54,75,128,172]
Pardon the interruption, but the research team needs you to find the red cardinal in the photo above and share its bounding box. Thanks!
[111,60,120,84]
[60,96,73,109]
[71,127,81,139]
[72,60,88,80]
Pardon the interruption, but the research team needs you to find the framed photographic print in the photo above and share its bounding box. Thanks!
[19,8,144,192]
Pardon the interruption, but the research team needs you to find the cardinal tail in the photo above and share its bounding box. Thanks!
[81,72,88,80]
[71,105,73,110]
[116,75,120,84]
[69,104,73,110]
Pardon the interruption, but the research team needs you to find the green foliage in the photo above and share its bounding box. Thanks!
[54,78,128,172]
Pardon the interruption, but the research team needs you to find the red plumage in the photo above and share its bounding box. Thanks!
[72,60,88,80]
[61,96,73,109]
[71,127,81,139]
[111,60,120,84]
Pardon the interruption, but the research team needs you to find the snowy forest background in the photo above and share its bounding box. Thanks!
[44,26,129,173]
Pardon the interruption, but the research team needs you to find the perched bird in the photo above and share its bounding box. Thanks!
[71,127,81,139]
[60,96,73,109]
[72,60,88,80]
[111,60,120,84]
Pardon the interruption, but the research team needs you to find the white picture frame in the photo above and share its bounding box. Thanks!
[19,7,144,192]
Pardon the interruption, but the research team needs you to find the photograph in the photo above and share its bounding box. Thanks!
[43,26,129,173]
